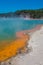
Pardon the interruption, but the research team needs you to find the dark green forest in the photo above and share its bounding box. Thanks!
[0,8,43,19]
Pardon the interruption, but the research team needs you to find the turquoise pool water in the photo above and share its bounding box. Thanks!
[0,18,43,40]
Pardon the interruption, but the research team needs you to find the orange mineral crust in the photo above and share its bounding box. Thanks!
[0,32,29,62]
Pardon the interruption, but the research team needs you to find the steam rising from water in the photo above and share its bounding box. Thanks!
[0,18,43,40]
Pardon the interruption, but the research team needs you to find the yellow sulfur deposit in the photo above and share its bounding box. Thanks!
[0,32,30,62]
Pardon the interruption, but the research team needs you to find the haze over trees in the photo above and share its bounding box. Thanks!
[0,8,43,19]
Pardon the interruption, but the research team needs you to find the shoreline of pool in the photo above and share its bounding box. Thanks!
[0,24,43,63]
[16,24,42,36]
[23,18,43,20]
[0,24,43,65]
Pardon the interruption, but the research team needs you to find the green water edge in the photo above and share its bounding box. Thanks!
[0,35,16,49]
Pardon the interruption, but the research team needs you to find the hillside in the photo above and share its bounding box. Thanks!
[0,8,43,19]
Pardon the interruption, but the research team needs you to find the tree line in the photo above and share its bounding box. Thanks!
[0,8,43,18]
